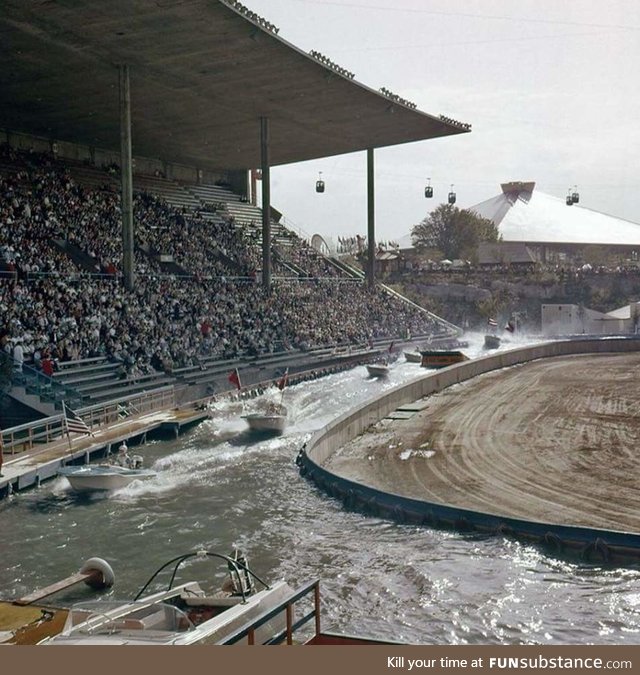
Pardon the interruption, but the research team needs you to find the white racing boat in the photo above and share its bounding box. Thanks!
[241,404,288,435]
[38,550,295,646]
[58,446,155,493]
[6,550,404,645]
[57,464,156,493]
[366,363,390,378]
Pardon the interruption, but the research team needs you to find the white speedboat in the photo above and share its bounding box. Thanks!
[58,464,156,493]
[39,550,294,646]
[7,550,404,646]
[241,404,287,435]
[366,363,389,378]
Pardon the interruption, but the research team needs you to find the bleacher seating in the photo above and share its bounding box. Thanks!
[1,142,455,410]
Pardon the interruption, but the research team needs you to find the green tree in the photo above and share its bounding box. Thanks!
[411,203,500,260]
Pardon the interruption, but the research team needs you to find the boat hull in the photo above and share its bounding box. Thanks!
[484,334,501,350]
[366,364,389,377]
[242,413,287,434]
[58,466,156,493]
[404,351,422,363]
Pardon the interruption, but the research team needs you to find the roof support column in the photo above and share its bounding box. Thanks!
[366,147,376,288]
[119,64,135,292]
[260,116,271,292]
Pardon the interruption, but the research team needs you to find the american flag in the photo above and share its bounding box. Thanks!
[487,317,498,327]
[62,401,92,436]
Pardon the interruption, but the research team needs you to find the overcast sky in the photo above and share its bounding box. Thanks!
[244,0,640,245]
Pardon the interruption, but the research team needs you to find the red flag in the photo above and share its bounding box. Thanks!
[505,320,515,333]
[228,368,242,390]
[277,368,289,391]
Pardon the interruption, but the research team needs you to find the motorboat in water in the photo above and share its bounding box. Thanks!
[3,550,405,646]
[242,403,288,434]
[38,550,294,646]
[420,349,469,369]
[58,449,155,493]
[403,350,422,363]
[484,334,501,350]
[34,549,403,646]
[366,363,390,378]
[58,464,156,493]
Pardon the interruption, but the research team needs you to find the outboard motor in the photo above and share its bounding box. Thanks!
[129,454,144,469]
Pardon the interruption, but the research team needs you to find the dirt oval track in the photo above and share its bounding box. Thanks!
[325,352,640,532]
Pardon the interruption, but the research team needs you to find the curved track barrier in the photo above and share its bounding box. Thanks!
[297,337,640,564]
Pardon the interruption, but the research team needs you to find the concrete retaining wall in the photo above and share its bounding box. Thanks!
[297,337,640,563]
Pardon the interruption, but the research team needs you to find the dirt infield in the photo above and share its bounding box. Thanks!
[325,352,640,532]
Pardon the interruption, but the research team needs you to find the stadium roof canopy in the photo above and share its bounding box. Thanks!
[0,0,470,171]
[470,182,640,247]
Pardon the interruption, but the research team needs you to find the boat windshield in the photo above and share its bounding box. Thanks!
[63,601,194,635]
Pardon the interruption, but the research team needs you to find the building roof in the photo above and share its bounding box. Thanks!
[470,183,640,247]
[0,0,470,171]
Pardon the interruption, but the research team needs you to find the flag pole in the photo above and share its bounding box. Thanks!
[62,401,73,454]
[278,368,288,409]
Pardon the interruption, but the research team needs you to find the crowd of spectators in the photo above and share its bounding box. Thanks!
[0,143,449,379]
[273,234,341,278]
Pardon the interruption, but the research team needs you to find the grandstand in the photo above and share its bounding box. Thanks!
[0,0,470,425]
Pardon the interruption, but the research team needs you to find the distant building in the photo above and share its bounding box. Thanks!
[469,182,640,263]
[541,301,640,335]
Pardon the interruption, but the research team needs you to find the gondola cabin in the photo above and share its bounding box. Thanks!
[316,172,325,193]
[424,178,433,198]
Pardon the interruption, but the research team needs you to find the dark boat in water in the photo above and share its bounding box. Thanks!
[420,350,468,369]
[483,335,501,350]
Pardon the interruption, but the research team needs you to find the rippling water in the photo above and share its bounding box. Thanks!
[2,332,640,645]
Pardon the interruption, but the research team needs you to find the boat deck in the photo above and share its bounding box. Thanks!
[324,352,640,533]
[0,601,68,645]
